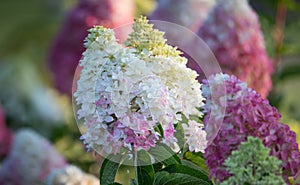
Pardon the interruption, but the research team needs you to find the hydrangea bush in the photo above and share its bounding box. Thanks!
[71,15,300,185]
[202,73,300,184]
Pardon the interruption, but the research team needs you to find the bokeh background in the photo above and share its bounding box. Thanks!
[0,0,299,182]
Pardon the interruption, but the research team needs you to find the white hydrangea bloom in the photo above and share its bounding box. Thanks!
[182,120,207,153]
[46,165,99,185]
[74,17,207,155]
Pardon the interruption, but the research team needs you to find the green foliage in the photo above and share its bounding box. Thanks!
[154,163,212,185]
[183,151,209,175]
[221,136,285,185]
[134,150,155,185]
[99,142,213,185]
[148,143,181,166]
[154,172,210,185]
[174,123,185,150]
[100,154,123,185]
[161,164,211,182]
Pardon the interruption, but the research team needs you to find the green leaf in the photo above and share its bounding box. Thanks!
[108,183,123,185]
[153,162,163,172]
[148,143,181,166]
[181,159,209,176]
[161,164,211,183]
[154,123,164,137]
[174,123,185,150]
[130,179,137,185]
[135,150,155,185]
[184,151,209,174]
[100,154,123,185]
[154,171,172,185]
[154,172,211,185]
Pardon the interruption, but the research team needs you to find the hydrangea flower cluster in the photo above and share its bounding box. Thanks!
[149,0,215,32]
[196,0,273,98]
[0,129,67,185]
[0,105,12,159]
[46,165,99,185]
[74,17,206,155]
[48,0,134,95]
[202,74,300,184]
[221,136,285,185]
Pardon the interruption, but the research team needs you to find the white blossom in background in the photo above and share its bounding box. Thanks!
[46,165,99,185]
[0,129,67,185]
[74,17,207,156]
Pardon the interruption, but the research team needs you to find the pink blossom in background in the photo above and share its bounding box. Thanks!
[0,129,67,185]
[193,0,273,98]
[149,0,215,32]
[0,105,12,159]
[202,74,300,184]
[48,0,134,95]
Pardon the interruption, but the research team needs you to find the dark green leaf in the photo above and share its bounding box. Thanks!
[148,143,181,166]
[174,123,185,150]
[181,159,209,176]
[153,162,163,172]
[161,164,211,183]
[108,183,123,185]
[154,172,211,185]
[130,179,137,185]
[184,151,209,173]
[154,123,164,137]
[154,171,172,185]
[100,154,123,185]
[135,150,155,185]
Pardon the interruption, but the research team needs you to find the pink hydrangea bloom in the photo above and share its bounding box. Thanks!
[194,0,273,98]
[0,129,67,185]
[0,105,12,159]
[149,0,215,32]
[202,74,300,184]
[48,0,134,95]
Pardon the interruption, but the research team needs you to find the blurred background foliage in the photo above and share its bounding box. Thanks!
[0,0,299,177]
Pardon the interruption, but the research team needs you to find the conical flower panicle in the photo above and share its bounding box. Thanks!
[197,0,273,98]
[74,17,207,156]
[125,16,184,62]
